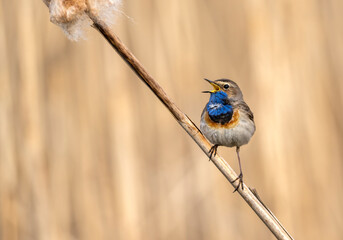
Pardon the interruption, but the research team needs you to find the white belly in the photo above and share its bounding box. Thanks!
[200,115,255,147]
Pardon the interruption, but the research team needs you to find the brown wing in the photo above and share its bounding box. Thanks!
[239,102,254,122]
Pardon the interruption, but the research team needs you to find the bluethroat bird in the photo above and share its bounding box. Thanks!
[200,78,255,192]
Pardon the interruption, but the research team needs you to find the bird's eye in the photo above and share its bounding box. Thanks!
[223,84,229,89]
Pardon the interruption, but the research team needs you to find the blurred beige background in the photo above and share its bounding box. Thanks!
[1,0,343,239]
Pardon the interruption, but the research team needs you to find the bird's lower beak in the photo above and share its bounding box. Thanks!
[203,78,220,93]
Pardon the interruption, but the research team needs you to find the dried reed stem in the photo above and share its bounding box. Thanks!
[86,14,294,240]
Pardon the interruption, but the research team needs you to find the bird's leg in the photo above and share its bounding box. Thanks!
[231,146,244,192]
[208,144,219,161]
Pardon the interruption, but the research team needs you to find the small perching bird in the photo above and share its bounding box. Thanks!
[200,78,255,192]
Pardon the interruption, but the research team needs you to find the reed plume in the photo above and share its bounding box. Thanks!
[43,0,122,40]
[42,1,293,239]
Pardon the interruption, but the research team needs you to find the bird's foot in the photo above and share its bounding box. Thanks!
[231,173,244,193]
[208,144,218,161]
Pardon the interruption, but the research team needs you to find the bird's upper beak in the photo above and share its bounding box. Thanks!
[202,78,220,93]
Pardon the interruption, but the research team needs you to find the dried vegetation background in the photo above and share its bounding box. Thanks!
[1,0,343,239]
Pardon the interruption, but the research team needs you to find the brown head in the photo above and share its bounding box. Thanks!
[203,78,243,101]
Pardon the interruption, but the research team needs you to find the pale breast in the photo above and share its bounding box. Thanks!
[200,109,255,147]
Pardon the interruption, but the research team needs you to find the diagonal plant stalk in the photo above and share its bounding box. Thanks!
[41,0,292,236]
[87,14,293,240]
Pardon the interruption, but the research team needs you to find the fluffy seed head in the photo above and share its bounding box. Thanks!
[44,0,122,41]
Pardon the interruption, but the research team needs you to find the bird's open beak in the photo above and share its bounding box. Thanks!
[202,78,220,93]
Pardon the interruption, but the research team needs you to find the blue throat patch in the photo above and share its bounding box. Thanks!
[206,91,233,124]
